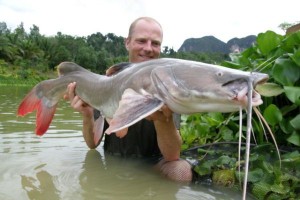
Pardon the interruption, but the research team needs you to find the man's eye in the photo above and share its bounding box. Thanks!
[153,42,160,46]
[137,39,146,44]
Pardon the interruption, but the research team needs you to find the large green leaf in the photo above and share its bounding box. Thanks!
[290,114,300,130]
[286,131,300,146]
[256,82,284,97]
[270,183,291,195]
[263,104,283,126]
[281,31,300,52]
[284,86,300,105]
[257,31,283,56]
[252,182,271,199]
[280,118,295,134]
[246,168,264,183]
[219,126,233,141]
[272,58,300,86]
[290,48,300,66]
[221,60,243,69]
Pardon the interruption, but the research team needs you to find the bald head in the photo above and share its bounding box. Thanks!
[125,17,163,62]
[127,17,163,40]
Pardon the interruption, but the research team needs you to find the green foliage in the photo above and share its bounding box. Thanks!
[163,51,229,64]
[0,22,128,75]
[0,59,52,85]
[263,104,283,126]
[278,22,299,31]
[181,30,300,199]
[221,30,300,147]
[184,144,300,199]
[180,113,239,151]
[248,147,300,200]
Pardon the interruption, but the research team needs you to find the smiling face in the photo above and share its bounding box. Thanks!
[125,18,163,63]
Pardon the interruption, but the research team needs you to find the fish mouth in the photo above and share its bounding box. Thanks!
[225,73,269,107]
[235,87,263,107]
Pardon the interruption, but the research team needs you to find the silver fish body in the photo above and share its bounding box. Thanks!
[18,58,268,135]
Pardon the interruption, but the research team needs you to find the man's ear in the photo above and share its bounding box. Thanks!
[124,38,130,50]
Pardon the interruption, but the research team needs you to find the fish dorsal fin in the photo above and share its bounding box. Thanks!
[57,62,90,76]
[105,88,164,134]
[106,62,132,76]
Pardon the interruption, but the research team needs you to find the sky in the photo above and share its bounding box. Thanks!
[0,0,299,50]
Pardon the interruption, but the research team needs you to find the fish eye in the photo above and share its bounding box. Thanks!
[217,71,223,77]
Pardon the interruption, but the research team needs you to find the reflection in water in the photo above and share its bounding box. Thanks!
[0,85,251,200]
[21,170,60,200]
[79,150,181,200]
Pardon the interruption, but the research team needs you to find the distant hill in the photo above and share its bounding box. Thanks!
[178,35,257,53]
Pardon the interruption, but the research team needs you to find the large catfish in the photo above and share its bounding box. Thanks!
[18,58,269,199]
[18,58,268,137]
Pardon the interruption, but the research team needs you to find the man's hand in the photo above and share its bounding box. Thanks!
[64,82,93,118]
[146,105,173,122]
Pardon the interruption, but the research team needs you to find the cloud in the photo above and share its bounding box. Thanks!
[0,0,298,50]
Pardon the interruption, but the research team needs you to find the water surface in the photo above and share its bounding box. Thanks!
[0,85,249,200]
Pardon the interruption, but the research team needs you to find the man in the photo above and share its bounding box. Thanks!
[66,17,192,182]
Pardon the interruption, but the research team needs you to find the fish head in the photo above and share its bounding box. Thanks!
[151,59,269,113]
[216,69,269,107]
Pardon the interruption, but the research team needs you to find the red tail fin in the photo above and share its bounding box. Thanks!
[17,87,57,136]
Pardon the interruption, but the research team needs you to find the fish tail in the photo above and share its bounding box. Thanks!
[17,81,60,136]
[17,88,40,116]
[36,101,57,136]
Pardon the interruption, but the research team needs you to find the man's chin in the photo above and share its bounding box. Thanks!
[139,56,152,62]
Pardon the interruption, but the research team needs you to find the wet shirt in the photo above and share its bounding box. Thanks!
[103,119,160,158]
[95,110,181,158]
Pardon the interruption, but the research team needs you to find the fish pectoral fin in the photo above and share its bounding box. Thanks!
[105,88,164,134]
[115,128,129,138]
[93,115,105,146]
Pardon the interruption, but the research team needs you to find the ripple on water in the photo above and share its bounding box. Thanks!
[1,85,254,200]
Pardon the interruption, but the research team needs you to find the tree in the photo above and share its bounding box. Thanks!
[0,22,9,34]
[278,21,300,31]
[14,22,27,41]
[0,35,17,61]
[76,45,98,71]
[87,32,106,51]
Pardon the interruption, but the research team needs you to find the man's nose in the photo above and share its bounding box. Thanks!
[143,41,153,51]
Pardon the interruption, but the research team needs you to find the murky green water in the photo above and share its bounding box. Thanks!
[0,85,250,200]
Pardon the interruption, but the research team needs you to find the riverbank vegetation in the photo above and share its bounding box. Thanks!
[0,22,226,85]
[1,21,299,199]
[180,30,300,199]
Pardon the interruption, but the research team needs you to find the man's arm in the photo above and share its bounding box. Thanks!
[65,82,99,149]
[147,106,182,161]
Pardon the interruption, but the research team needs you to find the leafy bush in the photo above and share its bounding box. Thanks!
[222,30,300,147]
[181,30,300,199]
